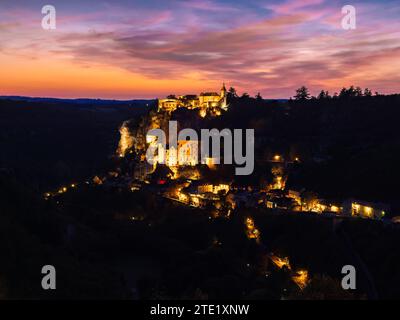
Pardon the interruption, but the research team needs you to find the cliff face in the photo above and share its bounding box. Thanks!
[116,96,231,161]
[116,110,171,158]
[116,121,134,157]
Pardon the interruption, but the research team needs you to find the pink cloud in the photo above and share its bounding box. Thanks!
[182,0,237,12]
[1,0,400,98]
[267,0,325,14]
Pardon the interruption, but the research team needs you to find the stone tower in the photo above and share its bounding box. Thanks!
[220,82,227,98]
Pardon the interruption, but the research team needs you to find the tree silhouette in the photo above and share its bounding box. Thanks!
[317,90,330,99]
[337,86,376,98]
[228,87,237,98]
[355,86,363,97]
[339,86,359,98]
[294,86,310,100]
[364,88,372,97]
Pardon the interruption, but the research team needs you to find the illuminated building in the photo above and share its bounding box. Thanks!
[343,199,388,219]
[198,183,230,195]
[288,189,302,205]
[158,83,228,113]
[204,157,218,169]
[292,269,309,290]
[177,140,198,166]
[146,134,199,169]
[272,176,285,190]
[178,191,189,204]
[93,176,103,185]
[308,199,343,214]
[266,201,277,209]
[199,108,207,118]
[165,146,178,167]
[188,195,199,207]
[273,155,281,162]
[330,205,340,213]
[245,217,260,242]
[270,254,291,270]
[157,97,180,112]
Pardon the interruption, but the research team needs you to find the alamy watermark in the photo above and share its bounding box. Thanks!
[39,4,355,31]
[341,5,356,30]
[341,265,356,290]
[41,5,56,30]
[41,265,56,290]
[145,121,254,175]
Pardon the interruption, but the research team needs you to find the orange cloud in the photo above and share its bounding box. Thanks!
[0,0,399,98]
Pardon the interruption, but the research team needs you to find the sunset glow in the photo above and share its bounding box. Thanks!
[1,0,399,98]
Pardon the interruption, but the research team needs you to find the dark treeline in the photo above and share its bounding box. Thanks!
[0,98,153,191]
[215,87,400,213]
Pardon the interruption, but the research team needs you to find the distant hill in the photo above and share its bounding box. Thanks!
[0,95,287,104]
[0,95,155,106]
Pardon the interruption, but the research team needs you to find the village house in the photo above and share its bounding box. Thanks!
[343,199,388,219]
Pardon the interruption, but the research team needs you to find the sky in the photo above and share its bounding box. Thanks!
[0,0,399,99]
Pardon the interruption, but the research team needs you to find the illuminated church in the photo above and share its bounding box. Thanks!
[158,83,228,113]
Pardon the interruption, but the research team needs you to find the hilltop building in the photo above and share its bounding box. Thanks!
[158,83,228,113]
